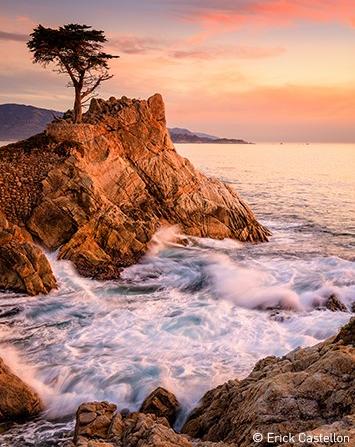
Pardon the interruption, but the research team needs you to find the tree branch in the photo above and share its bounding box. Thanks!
[80,74,113,99]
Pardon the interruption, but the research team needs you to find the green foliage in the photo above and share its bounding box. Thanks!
[27,24,118,122]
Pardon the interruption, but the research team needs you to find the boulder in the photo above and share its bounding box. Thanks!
[0,356,42,422]
[323,293,348,312]
[122,412,192,447]
[73,401,121,444]
[0,211,57,295]
[70,400,231,447]
[182,318,355,446]
[0,94,270,291]
[70,401,192,447]
[140,387,180,426]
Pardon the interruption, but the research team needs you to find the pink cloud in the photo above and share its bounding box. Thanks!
[171,45,285,60]
[0,31,27,42]
[179,0,355,33]
[108,35,164,54]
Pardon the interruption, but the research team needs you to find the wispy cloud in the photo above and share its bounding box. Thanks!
[109,35,164,54]
[0,30,27,42]
[165,0,355,34]
[171,45,285,60]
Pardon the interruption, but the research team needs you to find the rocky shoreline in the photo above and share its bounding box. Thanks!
[0,93,270,296]
[0,94,353,445]
[1,318,353,446]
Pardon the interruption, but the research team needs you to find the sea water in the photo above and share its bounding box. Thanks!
[0,142,354,445]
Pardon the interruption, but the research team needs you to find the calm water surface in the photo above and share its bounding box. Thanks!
[0,142,354,445]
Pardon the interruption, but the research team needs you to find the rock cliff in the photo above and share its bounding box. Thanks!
[0,94,270,294]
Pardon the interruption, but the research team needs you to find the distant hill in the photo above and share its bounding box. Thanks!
[0,104,62,140]
[0,104,250,144]
[168,127,250,144]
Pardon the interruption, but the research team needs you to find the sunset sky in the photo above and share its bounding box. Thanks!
[0,0,354,141]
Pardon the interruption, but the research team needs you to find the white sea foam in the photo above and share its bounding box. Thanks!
[147,224,182,255]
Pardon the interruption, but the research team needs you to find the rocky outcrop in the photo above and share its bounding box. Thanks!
[139,387,180,426]
[67,401,231,447]
[182,317,355,446]
[68,401,192,447]
[0,94,270,290]
[0,211,56,295]
[0,356,43,422]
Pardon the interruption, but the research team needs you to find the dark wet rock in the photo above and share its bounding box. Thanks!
[0,306,23,318]
[120,408,131,418]
[140,387,180,426]
[182,318,355,446]
[323,294,348,312]
[269,310,291,322]
[0,356,42,422]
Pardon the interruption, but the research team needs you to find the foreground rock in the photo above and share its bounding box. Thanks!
[0,94,270,292]
[0,356,42,422]
[182,318,355,446]
[68,401,231,447]
[0,211,56,295]
[140,387,180,426]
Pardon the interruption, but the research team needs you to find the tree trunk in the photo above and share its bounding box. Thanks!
[73,87,82,123]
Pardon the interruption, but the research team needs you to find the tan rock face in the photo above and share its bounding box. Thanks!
[0,211,57,295]
[0,356,42,422]
[139,387,181,427]
[74,401,120,444]
[71,401,192,447]
[0,94,270,288]
[182,318,355,446]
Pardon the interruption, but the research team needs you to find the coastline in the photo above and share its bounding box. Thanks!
[0,95,354,445]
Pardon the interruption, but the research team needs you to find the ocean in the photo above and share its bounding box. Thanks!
[0,142,354,445]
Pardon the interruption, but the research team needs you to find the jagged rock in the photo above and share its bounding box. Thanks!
[74,401,121,444]
[140,387,180,426]
[323,293,348,312]
[68,402,234,447]
[122,412,192,447]
[182,318,355,446]
[0,356,42,422]
[0,211,57,295]
[0,94,270,290]
[71,401,192,447]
